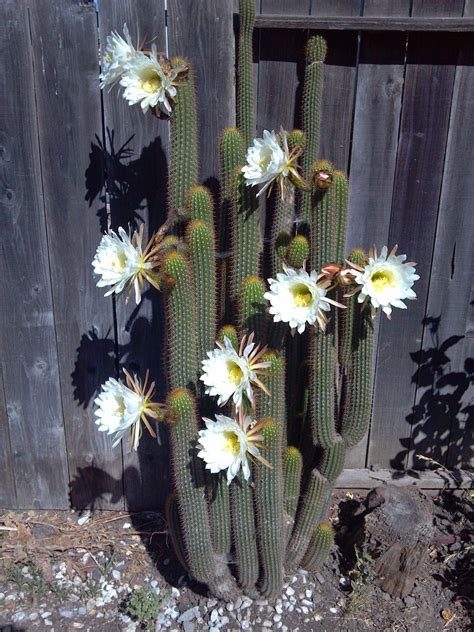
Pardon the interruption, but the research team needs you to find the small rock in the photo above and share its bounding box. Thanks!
[178,608,197,623]
[263,620,272,627]
[112,570,121,581]
[78,607,86,616]
[404,596,416,608]
[286,586,295,596]
[274,614,282,622]
[207,598,218,608]
[315,572,325,584]
[59,609,74,619]
[42,612,53,619]
[29,613,39,621]
[183,623,195,632]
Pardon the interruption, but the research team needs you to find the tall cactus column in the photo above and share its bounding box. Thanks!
[237,0,256,147]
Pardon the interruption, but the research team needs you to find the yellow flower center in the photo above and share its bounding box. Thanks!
[226,360,244,385]
[140,69,161,93]
[370,268,397,292]
[109,251,127,272]
[222,431,241,455]
[291,283,313,307]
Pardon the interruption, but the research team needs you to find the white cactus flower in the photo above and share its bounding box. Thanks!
[350,245,419,318]
[264,264,345,334]
[197,412,270,484]
[100,24,137,89]
[92,225,160,304]
[120,47,179,114]
[200,333,270,409]
[94,370,164,450]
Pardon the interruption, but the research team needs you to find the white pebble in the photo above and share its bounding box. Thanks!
[210,609,218,623]
[286,586,295,596]
[329,607,338,614]
[305,589,312,599]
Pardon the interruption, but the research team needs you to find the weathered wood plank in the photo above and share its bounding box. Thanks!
[312,1,361,172]
[336,468,473,490]
[0,0,69,508]
[344,0,410,468]
[254,16,474,30]
[0,368,16,508]
[99,0,170,511]
[412,28,474,471]
[28,0,124,511]
[167,0,235,188]
[368,0,465,470]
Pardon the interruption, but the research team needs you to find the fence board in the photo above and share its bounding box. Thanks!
[344,0,410,468]
[28,0,123,511]
[0,0,70,508]
[413,31,474,471]
[312,1,361,172]
[0,368,16,507]
[167,0,235,189]
[99,0,170,511]
[367,0,465,470]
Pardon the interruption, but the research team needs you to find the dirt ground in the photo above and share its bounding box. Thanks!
[0,489,471,632]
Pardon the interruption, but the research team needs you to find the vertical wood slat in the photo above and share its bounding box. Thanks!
[344,0,410,468]
[0,368,16,507]
[167,0,235,189]
[28,0,123,511]
[99,0,170,511]
[367,0,465,470]
[312,0,361,173]
[417,23,474,470]
[0,0,70,508]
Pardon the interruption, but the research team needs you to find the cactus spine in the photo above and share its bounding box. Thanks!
[257,351,286,446]
[186,185,214,224]
[169,58,198,219]
[309,330,337,449]
[302,522,334,571]
[165,493,188,572]
[286,235,310,269]
[286,469,330,569]
[186,220,216,364]
[217,324,239,350]
[254,421,284,599]
[319,434,346,483]
[237,0,255,147]
[162,252,197,390]
[208,472,231,557]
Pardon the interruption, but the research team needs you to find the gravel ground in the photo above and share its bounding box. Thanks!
[0,490,471,631]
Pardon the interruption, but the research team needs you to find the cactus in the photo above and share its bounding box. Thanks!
[286,235,310,269]
[169,58,198,220]
[221,128,245,203]
[207,472,231,557]
[254,420,284,599]
[302,522,334,571]
[319,434,345,482]
[309,330,338,449]
[237,0,255,147]
[286,469,331,569]
[230,169,260,302]
[185,185,214,224]
[257,351,286,446]
[231,473,259,592]
[217,324,239,350]
[283,446,303,520]
[165,492,188,572]
[239,275,267,344]
[162,251,197,391]
[186,220,216,364]
[300,36,327,229]
[167,389,237,598]
[332,170,349,262]
[287,128,306,154]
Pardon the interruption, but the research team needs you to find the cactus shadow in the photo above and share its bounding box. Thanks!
[390,316,473,479]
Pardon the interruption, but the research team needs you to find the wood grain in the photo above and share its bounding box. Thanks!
[0,0,70,508]
[0,368,16,507]
[254,16,474,30]
[344,0,410,468]
[367,0,465,470]
[99,0,170,511]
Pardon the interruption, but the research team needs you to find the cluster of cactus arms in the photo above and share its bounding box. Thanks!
[95,0,418,601]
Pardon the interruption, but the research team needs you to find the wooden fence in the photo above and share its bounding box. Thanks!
[0,0,472,511]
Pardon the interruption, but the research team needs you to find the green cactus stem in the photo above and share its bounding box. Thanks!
[341,307,375,447]
[339,248,367,369]
[287,128,306,154]
[286,235,310,269]
[231,473,259,593]
[186,220,216,365]
[257,351,286,447]
[207,472,231,557]
[221,128,245,204]
[300,36,327,228]
[285,469,330,569]
[230,169,260,303]
[185,185,214,224]
[162,251,197,391]
[217,324,239,350]
[167,389,237,598]
[283,446,303,521]
[169,57,198,220]
[254,420,284,599]
[309,329,338,449]
[302,522,334,571]
[310,159,335,271]
[275,231,291,262]
[165,492,188,572]
[237,0,256,147]
[332,170,349,263]
[239,275,267,344]
[319,434,345,483]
